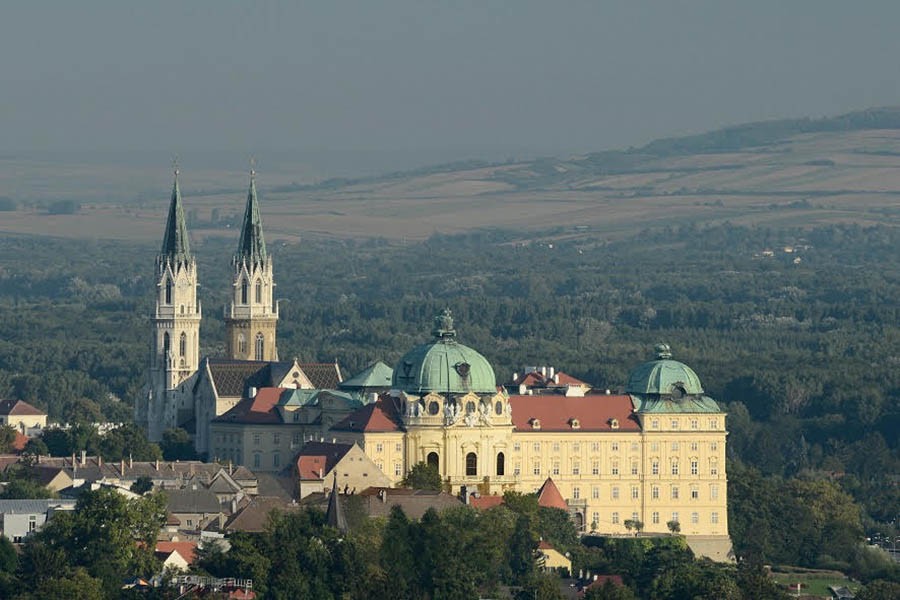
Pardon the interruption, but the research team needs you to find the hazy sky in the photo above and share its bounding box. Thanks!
[4,1,900,176]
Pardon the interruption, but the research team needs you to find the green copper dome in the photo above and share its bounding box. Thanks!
[625,344,704,396]
[392,309,497,395]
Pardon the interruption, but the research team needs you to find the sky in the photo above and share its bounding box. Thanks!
[4,1,900,177]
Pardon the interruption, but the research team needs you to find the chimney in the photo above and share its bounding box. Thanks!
[381,489,387,503]
[129,454,133,468]
[155,459,160,470]
[318,468,323,479]
[248,386,257,398]
[549,367,555,378]
[72,453,77,474]
[554,373,560,384]
[80,450,86,466]
[519,384,527,395]
[605,389,611,395]
[229,461,233,476]
[512,372,518,382]
[331,438,336,444]
[121,459,125,476]
[541,366,547,377]
[98,455,102,467]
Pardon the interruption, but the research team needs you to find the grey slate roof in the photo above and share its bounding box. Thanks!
[159,173,192,264]
[0,499,76,514]
[163,488,222,514]
[235,172,267,264]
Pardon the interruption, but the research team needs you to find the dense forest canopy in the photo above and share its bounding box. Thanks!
[0,222,898,561]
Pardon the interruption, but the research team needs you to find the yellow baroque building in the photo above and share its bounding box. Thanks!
[332,310,731,559]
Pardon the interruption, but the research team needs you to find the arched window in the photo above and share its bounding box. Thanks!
[241,280,248,304]
[238,333,247,355]
[165,280,172,304]
[465,452,477,476]
[494,401,503,415]
[255,332,264,361]
[163,332,170,358]
[427,452,439,470]
[466,401,476,415]
[255,280,262,303]
[496,452,505,476]
[179,332,186,357]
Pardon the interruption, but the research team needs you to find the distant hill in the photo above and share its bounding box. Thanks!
[6,106,900,242]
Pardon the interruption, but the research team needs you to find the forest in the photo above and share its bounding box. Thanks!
[0,221,899,588]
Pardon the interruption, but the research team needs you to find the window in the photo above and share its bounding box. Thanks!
[652,460,659,475]
[690,442,698,451]
[163,332,170,359]
[671,442,679,451]
[611,461,619,475]
[671,460,679,475]
[691,419,699,430]
[691,512,699,524]
[592,512,599,526]
[691,460,698,475]
[612,486,619,500]
[711,512,719,524]
[253,454,260,469]
[465,452,477,476]
[28,519,36,532]
[572,462,580,475]
[376,461,384,472]
[165,280,172,304]
[241,280,248,304]
[273,453,280,468]
[652,486,659,499]
[533,442,541,453]
[514,462,521,475]
[691,486,699,500]
[466,401,476,414]
[292,433,301,446]
[376,443,383,453]
[631,462,639,475]
[710,485,719,500]
[253,433,261,445]
[652,419,659,429]
[427,452,439,469]
[496,452,505,476]
[671,486,679,499]
[255,332,264,361]
[671,512,679,523]
[179,332,186,357]
[709,419,718,429]
[632,511,639,522]
[255,280,262,303]
[552,442,560,452]
[514,442,521,452]
[187,520,193,527]
[592,486,599,499]
[652,512,659,524]
[273,433,280,445]
[395,462,402,476]
[495,401,503,415]
[238,334,247,355]
[631,442,638,452]
[631,486,639,499]
[573,443,580,452]
[533,462,541,475]
[651,442,659,451]
[591,442,599,452]
[611,442,619,452]
[710,442,718,452]
[552,461,560,475]
[573,487,580,500]
[592,462,599,475]
[710,460,718,476]
[611,512,619,524]
[670,419,679,429]
[293,412,299,423]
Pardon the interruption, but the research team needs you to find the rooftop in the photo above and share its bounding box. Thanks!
[331,397,402,433]
[507,394,639,432]
[0,398,46,417]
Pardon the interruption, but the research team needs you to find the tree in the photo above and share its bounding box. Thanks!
[400,461,441,490]
[23,437,49,458]
[667,520,681,534]
[41,428,72,457]
[160,427,197,461]
[0,479,56,499]
[509,514,538,582]
[0,425,17,453]
[32,567,104,600]
[857,580,900,600]
[584,580,637,600]
[130,475,153,495]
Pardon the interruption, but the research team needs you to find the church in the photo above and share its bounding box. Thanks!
[133,169,344,454]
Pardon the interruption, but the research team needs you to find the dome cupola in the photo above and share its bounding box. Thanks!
[392,309,497,395]
[625,343,704,396]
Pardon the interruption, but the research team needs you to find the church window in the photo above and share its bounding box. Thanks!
[465,452,477,476]
[552,461,560,475]
[255,280,262,303]
[179,332,186,357]
[163,332,170,358]
[573,487,580,499]
[165,280,172,304]
[253,454,260,469]
[255,332,264,361]
[238,334,247,355]
[592,462,599,475]
[652,486,659,499]
[652,511,659,524]
[710,485,719,499]
[671,486,679,499]
[495,401,503,415]
[466,401,476,415]
[180,305,184,315]
[710,459,718,476]
[691,512,699,524]
[241,280,248,304]
[428,401,439,415]
[273,453,280,468]
[611,512,619,524]
[427,452,439,470]
[691,460,698,475]
[612,486,619,499]
[671,460,679,475]
[572,461,580,475]
[711,512,719,524]
[496,452,505,476]
[611,461,619,475]
[592,486,599,499]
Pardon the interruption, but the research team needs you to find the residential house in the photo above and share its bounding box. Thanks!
[0,399,47,435]
[295,441,391,498]
[163,487,226,531]
[0,499,76,542]
[536,541,571,573]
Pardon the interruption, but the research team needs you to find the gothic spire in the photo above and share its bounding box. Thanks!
[159,168,192,264]
[325,473,347,533]
[235,167,267,264]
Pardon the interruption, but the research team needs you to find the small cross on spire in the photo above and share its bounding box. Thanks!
[249,156,256,178]
[172,155,180,178]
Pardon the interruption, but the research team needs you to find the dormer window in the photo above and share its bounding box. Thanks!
[530,418,541,430]
[609,418,619,429]
[569,418,580,429]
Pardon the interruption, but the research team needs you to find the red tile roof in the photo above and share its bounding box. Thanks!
[0,399,45,416]
[580,575,625,596]
[537,540,556,550]
[156,541,198,565]
[537,477,568,510]
[508,395,639,432]
[331,397,401,432]
[213,387,288,424]
[468,495,504,510]
[295,442,354,480]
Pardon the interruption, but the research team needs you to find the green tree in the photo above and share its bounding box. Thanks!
[0,425,17,453]
[32,567,104,600]
[509,514,538,582]
[857,580,900,600]
[584,580,637,600]
[160,427,197,461]
[379,506,417,599]
[400,461,442,490]
[23,436,49,458]
[130,475,153,495]
[666,520,680,534]
[0,479,56,499]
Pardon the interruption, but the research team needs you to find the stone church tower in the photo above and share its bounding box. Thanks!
[225,170,278,361]
[137,170,201,441]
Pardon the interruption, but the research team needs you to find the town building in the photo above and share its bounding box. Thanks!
[294,441,391,498]
[0,398,47,436]
[0,499,76,542]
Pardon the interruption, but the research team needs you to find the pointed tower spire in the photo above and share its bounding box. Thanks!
[235,164,267,264]
[160,165,192,265]
[325,473,347,533]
